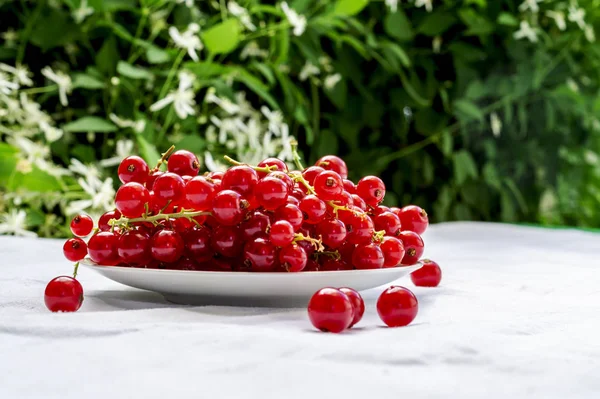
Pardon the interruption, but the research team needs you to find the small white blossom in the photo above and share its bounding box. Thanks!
[19,93,52,129]
[518,0,542,13]
[566,78,579,92]
[15,159,33,174]
[228,1,256,31]
[72,0,94,24]
[584,24,595,42]
[41,66,72,106]
[568,6,586,30]
[240,41,268,59]
[169,23,203,61]
[490,112,502,137]
[39,121,64,142]
[99,139,135,167]
[385,0,399,12]
[150,71,196,119]
[1,29,18,47]
[205,88,240,115]
[299,61,320,81]
[176,0,194,7]
[66,176,115,215]
[281,2,307,36]
[0,63,33,86]
[261,106,284,136]
[546,10,566,30]
[204,151,228,172]
[210,115,246,143]
[109,114,146,133]
[276,123,295,161]
[235,91,255,116]
[0,72,19,95]
[318,56,333,73]
[0,94,21,123]
[514,20,538,42]
[10,137,50,170]
[0,209,37,238]
[324,74,342,90]
[414,0,433,12]
[69,158,100,182]
[242,117,262,149]
[150,9,169,33]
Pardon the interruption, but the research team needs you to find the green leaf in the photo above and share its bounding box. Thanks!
[275,29,290,64]
[0,143,18,187]
[63,117,118,133]
[418,12,457,36]
[333,0,369,16]
[313,130,339,158]
[175,135,205,154]
[453,150,478,185]
[96,37,119,76]
[185,62,230,78]
[458,9,494,36]
[439,130,454,156]
[251,62,276,85]
[146,46,171,64]
[415,109,448,135]
[232,69,278,109]
[380,41,411,68]
[497,12,519,26]
[324,76,347,109]
[384,10,414,41]
[203,19,241,55]
[30,9,79,50]
[453,99,484,122]
[8,165,61,193]
[136,135,160,166]
[117,61,153,80]
[73,73,105,89]
[482,163,501,190]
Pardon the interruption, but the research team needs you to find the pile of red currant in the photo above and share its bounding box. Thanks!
[45,145,436,314]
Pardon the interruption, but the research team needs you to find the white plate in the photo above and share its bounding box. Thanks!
[81,259,422,307]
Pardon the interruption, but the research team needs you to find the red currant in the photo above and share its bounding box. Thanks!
[255,177,289,210]
[377,286,418,327]
[168,150,200,177]
[44,276,84,312]
[211,225,243,258]
[299,195,327,224]
[338,287,365,328]
[313,170,343,201]
[152,172,185,208]
[150,229,184,263]
[258,157,289,178]
[296,239,316,259]
[221,165,258,195]
[380,236,405,267]
[184,227,212,262]
[315,155,348,179]
[320,258,352,271]
[398,205,429,235]
[115,182,150,218]
[351,194,367,211]
[88,231,119,264]
[342,179,355,194]
[398,231,424,265]
[356,176,386,206]
[117,230,151,266]
[269,171,294,193]
[269,220,295,247]
[243,237,277,272]
[118,155,150,185]
[212,190,247,226]
[315,219,346,249]
[345,214,374,245]
[274,204,303,231]
[307,288,353,333]
[98,210,121,231]
[70,214,94,237]
[63,237,88,262]
[240,211,270,241]
[352,243,384,269]
[373,211,401,236]
[410,259,442,287]
[302,166,324,185]
[169,257,201,271]
[304,258,320,271]
[146,170,163,189]
[330,191,353,208]
[185,176,215,210]
[279,243,307,272]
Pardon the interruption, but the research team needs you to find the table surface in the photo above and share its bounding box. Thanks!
[1,222,599,399]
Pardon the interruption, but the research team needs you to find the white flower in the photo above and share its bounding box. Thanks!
[385,0,399,13]
[513,20,538,42]
[0,63,33,86]
[0,71,19,95]
[281,2,307,36]
[209,115,246,143]
[150,9,169,33]
[240,41,268,59]
[432,35,442,53]
[1,29,18,47]
[235,91,255,116]
[39,121,64,142]
[490,112,502,137]
[150,71,196,119]
[261,106,284,136]
[566,78,579,92]
[176,0,194,7]
[518,0,542,13]
[169,23,203,61]
[19,93,52,129]
[204,151,228,172]
[0,94,22,123]
[10,137,50,169]
[66,176,115,215]
[276,123,295,161]
[228,1,256,31]
[41,66,72,106]
[546,10,566,30]
[99,139,135,167]
[0,209,37,238]
[15,159,33,174]
[205,88,240,115]
[299,61,320,81]
[72,0,94,24]
[242,117,262,149]
[414,0,433,12]
[584,24,595,42]
[109,114,146,133]
[324,74,342,90]
[69,158,100,182]
[568,6,586,30]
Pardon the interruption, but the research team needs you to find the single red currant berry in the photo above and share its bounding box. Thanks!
[98,210,121,231]
[240,211,271,241]
[63,237,88,262]
[398,231,424,265]
[211,225,244,258]
[380,236,405,268]
[146,170,163,190]
[372,205,391,216]
[117,230,151,266]
[377,286,418,327]
[257,157,289,178]
[304,258,320,271]
[320,258,351,271]
[184,227,212,262]
[351,194,367,211]
[299,195,327,224]
[307,288,354,333]
[118,155,150,185]
[150,229,184,263]
[168,150,201,177]
[338,287,365,328]
[269,220,295,247]
[274,203,303,231]
[185,176,215,211]
[315,219,347,249]
[296,239,316,259]
[342,179,355,194]
[302,166,325,185]
[410,259,442,287]
[315,155,348,179]
[88,231,119,264]
[373,211,402,236]
[243,237,277,272]
[115,182,150,218]
[279,243,307,272]
[221,165,258,195]
[398,205,429,235]
[352,243,384,269]
[255,177,289,210]
[345,214,375,245]
[44,276,84,312]
[356,176,386,206]
[313,170,344,201]
[330,190,353,208]
[152,172,185,208]
[70,214,94,237]
[212,189,247,226]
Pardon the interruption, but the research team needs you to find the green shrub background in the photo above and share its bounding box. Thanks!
[0,0,599,237]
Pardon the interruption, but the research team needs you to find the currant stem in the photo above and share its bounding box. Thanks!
[372,230,386,243]
[290,172,317,195]
[293,232,325,252]
[290,140,304,170]
[223,155,277,174]
[108,210,212,228]
[72,261,80,279]
[154,145,176,170]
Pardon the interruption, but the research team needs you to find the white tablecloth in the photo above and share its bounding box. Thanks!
[1,222,599,399]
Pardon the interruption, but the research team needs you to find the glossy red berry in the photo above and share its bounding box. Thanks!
[315,219,346,249]
[356,176,386,206]
[115,182,150,218]
[240,211,270,241]
[118,155,150,184]
[398,205,429,235]
[184,176,215,211]
[373,211,401,237]
[221,165,258,195]
[146,170,163,190]
[70,214,94,237]
[88,231,119,264]
[338,287,365,328]
[315,155,348,179]
[410,259,442,287]
[212,189,247,226]
[184,227,212,262]
[269,220,295,247]
[331,190,353,208]
[299,195,327,224]
[243,237,277,272]
[152,172,185,208]
[313,170,343,201]
[380,236,405,268]
[377,286,418,327]
[351,194,367,211]
[63,237,88,262]
[274,204,303,231]
[98,210,121,231]
[117,230,151,266]
[279,243,307,272]
[168,150,200,177]
[257,157,288,178]
[150,229,184,263]
[398,231,424,265]
[307,288,353,333]
[342,179,355,194]
[320,258,352,271]
[211,225,243,258]
[44,276,84,312]
[169,257,201,271]
[302,166,325,185]
[345,214,374,245]
[352,243,384,269]
[255,177,289,210]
